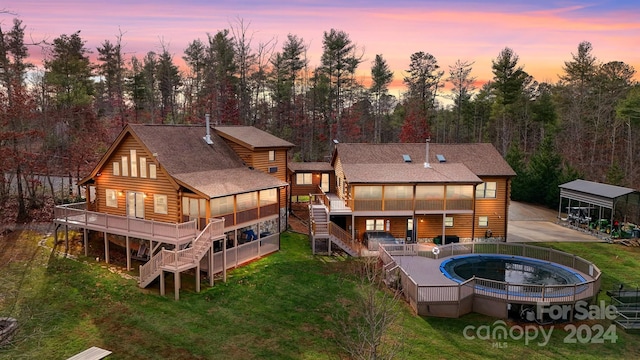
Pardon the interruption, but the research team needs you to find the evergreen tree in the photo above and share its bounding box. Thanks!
[490,47,528,155]
[447,59,475,142]
[318,29,361,141]
[370,54,393,143]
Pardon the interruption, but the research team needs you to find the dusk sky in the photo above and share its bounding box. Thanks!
[2,0,639,97]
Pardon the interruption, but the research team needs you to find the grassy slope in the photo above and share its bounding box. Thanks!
[1,230,639,359]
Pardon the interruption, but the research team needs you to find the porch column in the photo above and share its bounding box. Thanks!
[125,236,131,271]
[83,228,88,257]
[104,232,109,263]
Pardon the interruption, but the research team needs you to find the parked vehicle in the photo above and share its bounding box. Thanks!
[363,231,402,250]
[566,206,592,226]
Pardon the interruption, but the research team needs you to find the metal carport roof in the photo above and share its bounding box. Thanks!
[558,180,640,225]
[559,179,636,208]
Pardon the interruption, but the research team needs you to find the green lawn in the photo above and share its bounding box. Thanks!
[1,230,639,359]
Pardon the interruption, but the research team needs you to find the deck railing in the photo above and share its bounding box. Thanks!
[139,218,225,286]
[54,202,198,245]
[328,222,360,255]
[210,233,280,274]
[379,241,602,314]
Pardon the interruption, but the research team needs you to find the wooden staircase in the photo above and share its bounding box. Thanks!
[139,219,225,288]
[309,204,360,256]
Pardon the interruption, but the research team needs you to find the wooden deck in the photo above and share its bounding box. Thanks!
[326,193,352,214]
[53,203,198,246]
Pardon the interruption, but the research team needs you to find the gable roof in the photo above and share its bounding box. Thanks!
[214,126,295,150]
[333,143,515,183]
[82,124,287,198]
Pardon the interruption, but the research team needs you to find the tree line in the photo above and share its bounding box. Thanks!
[1,17,639,222]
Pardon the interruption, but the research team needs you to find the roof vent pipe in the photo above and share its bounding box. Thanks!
[424,138,431,168]
[203,113,213,144]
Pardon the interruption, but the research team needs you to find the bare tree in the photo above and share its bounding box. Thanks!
[334,258,402,360]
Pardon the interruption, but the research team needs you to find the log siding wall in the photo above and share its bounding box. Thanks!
[94,134,181,223]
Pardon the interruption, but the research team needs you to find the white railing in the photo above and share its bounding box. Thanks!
[379,241,602,312]
[210,233,280,274]
[138,218,225,287]
[54,202,198,245]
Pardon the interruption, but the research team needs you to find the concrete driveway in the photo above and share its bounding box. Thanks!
[507,201,603,243]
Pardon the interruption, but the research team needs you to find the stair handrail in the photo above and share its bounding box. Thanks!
[139,217,225,285]
[139,250,165,285]
[329,222,360,255]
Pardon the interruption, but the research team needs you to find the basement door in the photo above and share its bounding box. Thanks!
[127,191,145,219]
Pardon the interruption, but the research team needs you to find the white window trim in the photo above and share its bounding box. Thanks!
[106,189,118,208]
[154,194,168,214]
[445,216,454,227]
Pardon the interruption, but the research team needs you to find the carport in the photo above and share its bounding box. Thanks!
[558,179,639,226]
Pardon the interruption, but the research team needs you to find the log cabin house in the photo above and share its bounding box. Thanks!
[303,142,516,255]
[53,122,294,299]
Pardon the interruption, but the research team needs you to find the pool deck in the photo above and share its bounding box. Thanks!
[391,254,593,287]
[393,256,458,286]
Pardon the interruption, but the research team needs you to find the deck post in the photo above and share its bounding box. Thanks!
[83,228,88,257]
[175,272,180,301]
[104,232,109,264]
[64,225,69,254]
[234,229,239,267]
[223,236,227,283]
[196,264,200,293]
[160,270,165,295]
[208,247,214,287]
[125,236,131,271]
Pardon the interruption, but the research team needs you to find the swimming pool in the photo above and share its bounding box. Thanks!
[440,254,587,297]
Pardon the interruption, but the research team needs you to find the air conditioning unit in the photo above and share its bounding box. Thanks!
[268,166,278,173]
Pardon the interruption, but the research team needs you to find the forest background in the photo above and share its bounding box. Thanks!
[1,16,639,224]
